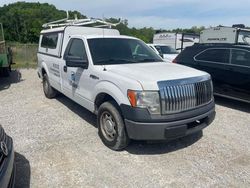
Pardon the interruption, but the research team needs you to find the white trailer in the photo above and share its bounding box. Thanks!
[153,32,200,51]
[200,26,250,45]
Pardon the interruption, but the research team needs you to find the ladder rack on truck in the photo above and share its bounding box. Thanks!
[42,11,121,29]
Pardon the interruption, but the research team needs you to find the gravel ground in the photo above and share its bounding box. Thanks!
[0,69,249,188]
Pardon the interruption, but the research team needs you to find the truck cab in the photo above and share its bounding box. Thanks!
[37,17,215,150]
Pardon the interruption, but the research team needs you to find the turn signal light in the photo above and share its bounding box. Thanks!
[127,90,137,107]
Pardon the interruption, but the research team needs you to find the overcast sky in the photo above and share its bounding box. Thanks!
[1,0,250,29]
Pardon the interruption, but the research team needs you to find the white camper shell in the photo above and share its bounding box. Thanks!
[39,26,120,58]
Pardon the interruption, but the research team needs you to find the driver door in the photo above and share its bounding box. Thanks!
[61,37,93,110]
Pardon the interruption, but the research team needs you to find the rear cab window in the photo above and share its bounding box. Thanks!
[41,34,58,49]
[39,32,63,57]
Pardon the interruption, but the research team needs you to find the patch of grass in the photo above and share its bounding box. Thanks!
[7,42,38,69]
[12,61,37,69]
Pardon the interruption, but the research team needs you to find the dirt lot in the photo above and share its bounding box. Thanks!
[0,69,249,188]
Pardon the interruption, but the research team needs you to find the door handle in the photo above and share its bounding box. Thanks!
[63,66,67,72]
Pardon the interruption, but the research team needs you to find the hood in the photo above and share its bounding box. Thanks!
[106,62,208,90]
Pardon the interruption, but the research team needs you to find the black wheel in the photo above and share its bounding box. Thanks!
[2,67,10,77]
[98,101,129,150]
[43,73,57,99]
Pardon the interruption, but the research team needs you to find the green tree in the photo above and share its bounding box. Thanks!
[0,2,210,44]
[0,2,86,43]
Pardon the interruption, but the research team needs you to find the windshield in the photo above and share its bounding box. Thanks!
[88,38,163,65]
[155,45,178,54]
[238,31,250,45]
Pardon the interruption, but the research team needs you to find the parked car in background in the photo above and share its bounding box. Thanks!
[174,43,250,102]
[174,26,250,103]
[147,44,179,62]
[0,125,15,188]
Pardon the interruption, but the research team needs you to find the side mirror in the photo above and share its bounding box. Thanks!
[64,55,88,69]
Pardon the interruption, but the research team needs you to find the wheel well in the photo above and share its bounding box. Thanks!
[95,93,119,111]
[41,68,46,78]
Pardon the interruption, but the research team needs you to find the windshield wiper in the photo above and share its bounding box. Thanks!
[95,58,136,64]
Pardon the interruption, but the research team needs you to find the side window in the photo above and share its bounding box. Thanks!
[196,49,230,64]
[41,33,58,49]
[231,49,250,67]
[66,39,87,60]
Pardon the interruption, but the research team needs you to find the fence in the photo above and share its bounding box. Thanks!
[7,43,38,68]
[0,23,4,42]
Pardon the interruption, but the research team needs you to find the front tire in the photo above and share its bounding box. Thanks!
[98,101,129,150]
[43,73,57,99]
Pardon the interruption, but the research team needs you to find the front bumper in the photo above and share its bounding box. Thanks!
[121,101,215,140]
[0,136,15,188]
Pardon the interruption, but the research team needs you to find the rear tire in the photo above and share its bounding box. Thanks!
[98,101,129,150]
[43,73,57,99]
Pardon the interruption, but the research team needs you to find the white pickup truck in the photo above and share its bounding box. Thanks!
[37,25,215,150]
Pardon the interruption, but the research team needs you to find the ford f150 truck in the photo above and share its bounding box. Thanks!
[37,18,215,150]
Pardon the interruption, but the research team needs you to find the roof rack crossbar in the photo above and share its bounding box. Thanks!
[42,11,69,28]
[42,11,121,29]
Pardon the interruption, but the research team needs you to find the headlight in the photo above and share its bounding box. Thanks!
[127,90,161,114]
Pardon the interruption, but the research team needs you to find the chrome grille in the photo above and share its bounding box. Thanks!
[158,76,213,114]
